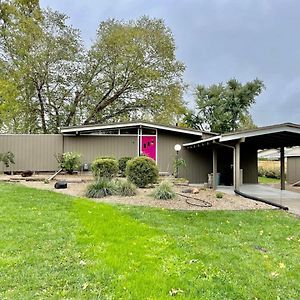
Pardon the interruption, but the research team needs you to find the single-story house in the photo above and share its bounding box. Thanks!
[1,121,300,191]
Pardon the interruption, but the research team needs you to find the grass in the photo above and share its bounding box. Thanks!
[0,183,299,299]
[258,176,281,184]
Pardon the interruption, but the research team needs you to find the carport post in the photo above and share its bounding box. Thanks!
[234,142,241,191]
[212,148,217,190]
[280,147,285,190]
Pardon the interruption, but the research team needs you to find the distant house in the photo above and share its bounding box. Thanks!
[1,121,300,190]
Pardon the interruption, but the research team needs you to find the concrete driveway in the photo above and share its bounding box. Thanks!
[218,184,300,216]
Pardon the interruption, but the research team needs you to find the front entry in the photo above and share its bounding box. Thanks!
[141,135,156,161]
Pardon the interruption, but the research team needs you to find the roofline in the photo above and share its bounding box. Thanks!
[220,123,300,142]
[60,121,205,136]
[183,135,220,147]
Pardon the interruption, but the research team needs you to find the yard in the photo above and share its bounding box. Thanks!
[0,183,299,299]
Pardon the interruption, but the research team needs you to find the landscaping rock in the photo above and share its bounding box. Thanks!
[54,181,68,189]
[21,170,34,177]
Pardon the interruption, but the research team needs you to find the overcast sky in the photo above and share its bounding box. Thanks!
[40,0,300,126]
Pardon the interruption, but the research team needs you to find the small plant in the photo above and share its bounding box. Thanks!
[0,151,15,168]
[86,178,118,198]
[173,156,186,178]
[118,157,132,177]
[57,152,81,174]
[91,158,119,180]
[153,181,176,200]
[126,156,159,188]
[216,192,223,199]
[44,179,50,184]
[116,179,137,196]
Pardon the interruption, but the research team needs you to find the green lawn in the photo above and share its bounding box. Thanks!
[258,176,281,184]
[0,183,299,299]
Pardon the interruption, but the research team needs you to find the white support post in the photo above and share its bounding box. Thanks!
[280,147,285,190]
[234,142,241,191]
[212,148,217,190]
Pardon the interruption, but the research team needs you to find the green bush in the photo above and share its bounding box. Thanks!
[116,179,137,196]
[258,166,280,179]
[91,158,118,180]
[153,181,175,200]
[118,157,132,177]
[126,156,159,187]
[86,178,118,198]
[216,192,223,199]
[0,151,15,168]
[57,152,81,174]
[96,156,115,160]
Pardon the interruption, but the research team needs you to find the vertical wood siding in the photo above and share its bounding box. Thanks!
[287,157,300,184]
[0,135,62,171]
[64,135,138,163]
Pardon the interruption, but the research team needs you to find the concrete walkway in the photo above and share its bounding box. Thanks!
[218,184,300,216]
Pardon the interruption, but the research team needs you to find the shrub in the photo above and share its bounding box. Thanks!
[126,156,159,187]
[57,152,81,174]
[258,166,280,179]
[91,158,118,179]
[116,179,137,196]
[118,157,132,177]
[96,156,115,160]
[0,151,15,168]
[86,178,118,198]
[153,181,175,200]
[216,192,223,199]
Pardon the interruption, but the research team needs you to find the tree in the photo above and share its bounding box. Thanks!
[0,2,186,133]
[80,17,186,125]
[185,79,265,133]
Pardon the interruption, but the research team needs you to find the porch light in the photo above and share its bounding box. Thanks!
[174,144,181,152]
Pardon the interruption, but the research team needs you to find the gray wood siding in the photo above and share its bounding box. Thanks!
[64,135,138,163]
[0,135,62,171]
[241,146,258,184]
[287,157,300,184]
[157,131,210,183]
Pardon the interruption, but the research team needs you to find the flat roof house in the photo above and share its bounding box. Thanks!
[1,121,300,191]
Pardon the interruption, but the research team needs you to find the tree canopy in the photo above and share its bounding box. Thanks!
[185,79,265,133]
[0,1,186,133]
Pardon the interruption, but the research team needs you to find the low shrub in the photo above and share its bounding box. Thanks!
[86,178,118,198]
[96,156,115,160]
[116,179,137,196]
[118,157,132,177]
[126,156,159,187]
[91,158,118,180]
[258,166,280,179]
[57,152,81,174]
[153,181,175,200]
[216,192,223,199]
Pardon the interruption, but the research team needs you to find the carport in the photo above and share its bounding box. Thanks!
[184,123,300,192]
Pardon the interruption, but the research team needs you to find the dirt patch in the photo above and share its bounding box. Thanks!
[16,178,274,211]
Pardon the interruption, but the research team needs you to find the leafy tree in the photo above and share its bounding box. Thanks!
[0,2,186,133]
[185,79,265,133]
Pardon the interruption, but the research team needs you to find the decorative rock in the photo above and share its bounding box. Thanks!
[191,188,200,194]
[21,170,33,177]
[54,181,68,189]
[181,188,193,193]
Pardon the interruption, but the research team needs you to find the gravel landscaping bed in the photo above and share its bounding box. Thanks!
[17,177,274,211]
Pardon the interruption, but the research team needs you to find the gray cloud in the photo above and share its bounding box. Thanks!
[40,0,300,125]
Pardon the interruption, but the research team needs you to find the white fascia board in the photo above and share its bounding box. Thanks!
[219,126,300,142]
[61,122,203,136]
[183,135,220,147]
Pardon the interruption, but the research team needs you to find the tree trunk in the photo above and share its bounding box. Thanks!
[36,87,47,133]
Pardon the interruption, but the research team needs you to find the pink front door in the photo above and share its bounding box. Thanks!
[141,136,156,161]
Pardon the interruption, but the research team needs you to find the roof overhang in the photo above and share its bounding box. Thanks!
[183,123,300,149]
[60,122,204,137]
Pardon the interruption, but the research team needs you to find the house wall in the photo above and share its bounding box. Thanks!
[157,131,210,183]
[64,135,138,164]
[0,134,62,171]
[287,156,300,184]
[241,145,258,184]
